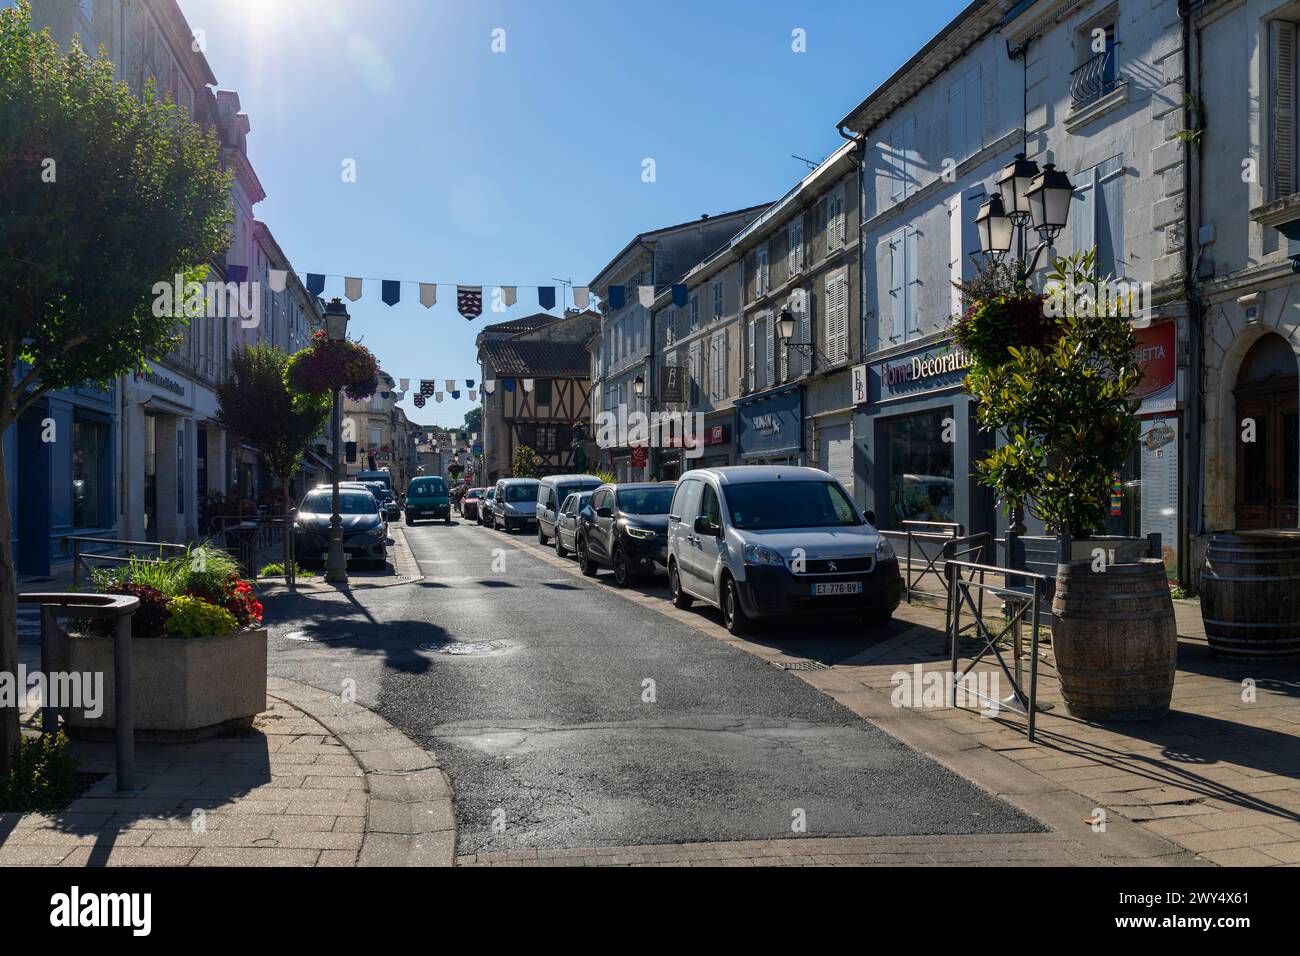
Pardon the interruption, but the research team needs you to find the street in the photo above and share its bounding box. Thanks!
[262,518,1041,856]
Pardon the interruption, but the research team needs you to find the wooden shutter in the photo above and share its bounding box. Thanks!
[1273,20,1298,199]
[904,227,919,337]
[948,194,963,317]
[798,294,812,376]
[747,318,756,390]
[889,234,905,341]
[764,313,774,388]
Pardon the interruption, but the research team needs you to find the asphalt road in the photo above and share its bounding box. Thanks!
[262,516,1042,855]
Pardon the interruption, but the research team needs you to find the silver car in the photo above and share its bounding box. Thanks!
[665,466,901,635]
[553,491,593,558]
[493,477,541,533]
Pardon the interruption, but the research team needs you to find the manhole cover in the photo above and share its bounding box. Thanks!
[418,640,508,655]
[284,630,355,643]
[777,660,828,671]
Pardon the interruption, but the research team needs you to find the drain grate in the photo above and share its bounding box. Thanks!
[418,640,509,655]
[777,660,829,671]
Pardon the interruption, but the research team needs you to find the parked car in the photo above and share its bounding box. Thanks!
[379,489,401,522]
[665,466,901,635]
[493,478,542,533]
[553,491,593,559]
[461,487,485,522]
[575,482,676,586]
[536,474,602,546]
[294,487,388,568]
[478,487,497,526]
[405,475,450,524]
[324,481,388,530]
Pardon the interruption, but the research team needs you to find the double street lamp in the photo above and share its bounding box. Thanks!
[323,298,350,586]
[973,153,1075,275]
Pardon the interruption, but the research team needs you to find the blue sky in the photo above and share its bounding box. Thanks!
[178,0,968,429]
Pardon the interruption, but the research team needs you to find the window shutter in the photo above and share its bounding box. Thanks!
[747,319,756,390]
[904,227,919,337]
[835,277,849,363]
[962,186,985,288]
[797,295,811,377]
[1273,20,1297,199]
[765,314,775,388]
[1071,166,1096,263]
[948,194,963,317]
[889,234,905,341]
[1097,156,1126,278]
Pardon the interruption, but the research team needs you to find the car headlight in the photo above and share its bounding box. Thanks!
[743,543,785,567]
[875,536,896,561]
[625,526,655,540]
[366,526,385,539]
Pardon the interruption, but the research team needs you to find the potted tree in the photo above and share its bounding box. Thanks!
[961,251,1177,721]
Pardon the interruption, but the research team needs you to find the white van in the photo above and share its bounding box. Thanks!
[535,474,602,545]
[665,466,901,635]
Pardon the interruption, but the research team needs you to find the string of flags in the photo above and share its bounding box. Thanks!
[284,271,693,319]
[392,374,540,408]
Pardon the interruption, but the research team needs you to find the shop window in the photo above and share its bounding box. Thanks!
[887,410,955,525]
[72,418,106,528]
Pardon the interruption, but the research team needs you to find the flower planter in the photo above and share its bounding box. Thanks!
[1051,558,1176,721]
[52,624,267,741]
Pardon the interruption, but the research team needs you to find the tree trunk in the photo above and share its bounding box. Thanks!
[0,435,22,774]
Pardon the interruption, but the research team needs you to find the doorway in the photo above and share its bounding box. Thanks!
[1234,333,1299,529]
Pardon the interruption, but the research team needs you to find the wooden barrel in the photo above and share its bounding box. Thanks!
[1051,559,1177,721]
[1200,531,1300,660]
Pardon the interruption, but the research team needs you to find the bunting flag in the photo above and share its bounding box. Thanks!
[468,390,477,402]
[574,287,590,309]
[435,392,444,403]
[413,394,426,408]
[419,283,437,308]
[268,269,288,293]
[451,390,461,400]
[466,379,475,388]
[522,378,534,392]
[345,277,363,301]
[538,286,556,310]
[672,284,688,307]
[502,287,517,307]
[482,379,496,394]
[445,379,455,392]
[420,380,436,396]
[607,285,626,310]
[306,273,326,296]
[381,280,401,306]
[399,378,409,391]
[227,264,248,283]
[503,379,516,393]
[458,285,483,320]
[638,285,655,308]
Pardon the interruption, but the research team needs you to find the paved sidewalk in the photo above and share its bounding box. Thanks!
[0,678,453,867]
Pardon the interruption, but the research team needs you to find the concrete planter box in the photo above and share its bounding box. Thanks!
[53,625,267,741]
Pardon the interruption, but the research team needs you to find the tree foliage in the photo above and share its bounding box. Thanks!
[217,345,330,498]
[512,445,541,479]
[964,250,1142,537]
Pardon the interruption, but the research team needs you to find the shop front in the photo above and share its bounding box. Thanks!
[659,411,736,478]
[735,384,803,466]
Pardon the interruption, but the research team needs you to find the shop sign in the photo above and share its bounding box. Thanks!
[662,423,730,448]
[737,385,802,457]
[134,363,187,399]
[871,343,971,403]
[851,364,868,405]
[630,445,648,468]
[660,366,684,403]
[1132,322,1176,413]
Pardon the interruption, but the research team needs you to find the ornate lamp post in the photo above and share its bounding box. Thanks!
[323,298,350,585]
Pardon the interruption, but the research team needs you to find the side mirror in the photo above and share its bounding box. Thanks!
[596,506,613,518]
[865,510,877,526]
[694,515,720,537]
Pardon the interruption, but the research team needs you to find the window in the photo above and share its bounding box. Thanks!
[756,244,769,296]
[826,183,846,254]
[889,116,917,203]
[887,229,919,341]
[723,481,862,530]
[764,311,775,388]
[747,318,757,390]
[1072,155,1125,279]
[1271,19,1299,199]
[534,379,552,406]
[712,279,724,320]
[788,219,804,274]
[887,410,956,525]
[947,66,983,162]
[690,293,700,330]
[689,341,702,407]
[665,308,676,345]
[711,332,728,400]
[72,419,106,527]
[825,274,849,366]
[699,485,721,526]
[1071,22,1119,110]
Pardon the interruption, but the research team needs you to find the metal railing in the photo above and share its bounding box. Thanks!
[945,560,1049,742]
[210,514,296,584]
[63,535,188,591]
[19,591,139,790]
[1070,42,1122,109]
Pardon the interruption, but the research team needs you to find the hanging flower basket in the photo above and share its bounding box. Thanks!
[952,291,1055,368]
[288,330,380,400]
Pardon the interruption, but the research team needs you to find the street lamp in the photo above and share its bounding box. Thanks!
[776,302,831,366]
[322,298,350,586]
[632,373,645,398]
[976,156,1075,275]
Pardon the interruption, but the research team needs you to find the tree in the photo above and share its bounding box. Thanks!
[216,345,331,507]
[0,3,232,772]
[462,406,482,436]
[512,445,541,479]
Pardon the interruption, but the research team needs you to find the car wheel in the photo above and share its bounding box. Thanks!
[612,544,632,587]
[404,515,414,526]
[722,575,751,636]
[538,527,549,546]
[555,533,568,558]
[577,536,598,577]
[444,516,451,525]
[669,561,693,609]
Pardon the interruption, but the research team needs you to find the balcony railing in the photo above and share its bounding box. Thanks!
[1070,42,1121,110]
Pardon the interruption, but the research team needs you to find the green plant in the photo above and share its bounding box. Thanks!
[964,250,1142,537]
[162,596,238,638]
[594,468,616,485]
[259,562,317,578]
[0,1,232,772]
[512,444,542,479]
[177,544,240,602]
[0,731,79,811]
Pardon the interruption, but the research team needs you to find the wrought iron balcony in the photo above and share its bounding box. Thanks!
[1070,42,1121,110]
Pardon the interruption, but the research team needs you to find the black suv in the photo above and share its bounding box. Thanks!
[576,482,676,586]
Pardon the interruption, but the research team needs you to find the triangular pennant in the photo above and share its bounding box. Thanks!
[457,285,483,320]
[638,285,655,308]
[381,280,401,306]
[538,286,556,310]
[345,277,363,301]
[574,287,590,309]
[502,286,517,307]
[419,283,437,308]
[607,285,626,310]
[522,378,534,392]
[672,284,688,307]
[306,273,326,296]
[268,269,288,293]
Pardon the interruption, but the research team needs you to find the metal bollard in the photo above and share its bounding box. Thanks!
[113,614,134,791]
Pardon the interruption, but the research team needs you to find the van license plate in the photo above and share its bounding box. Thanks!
[812,582,862,596]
